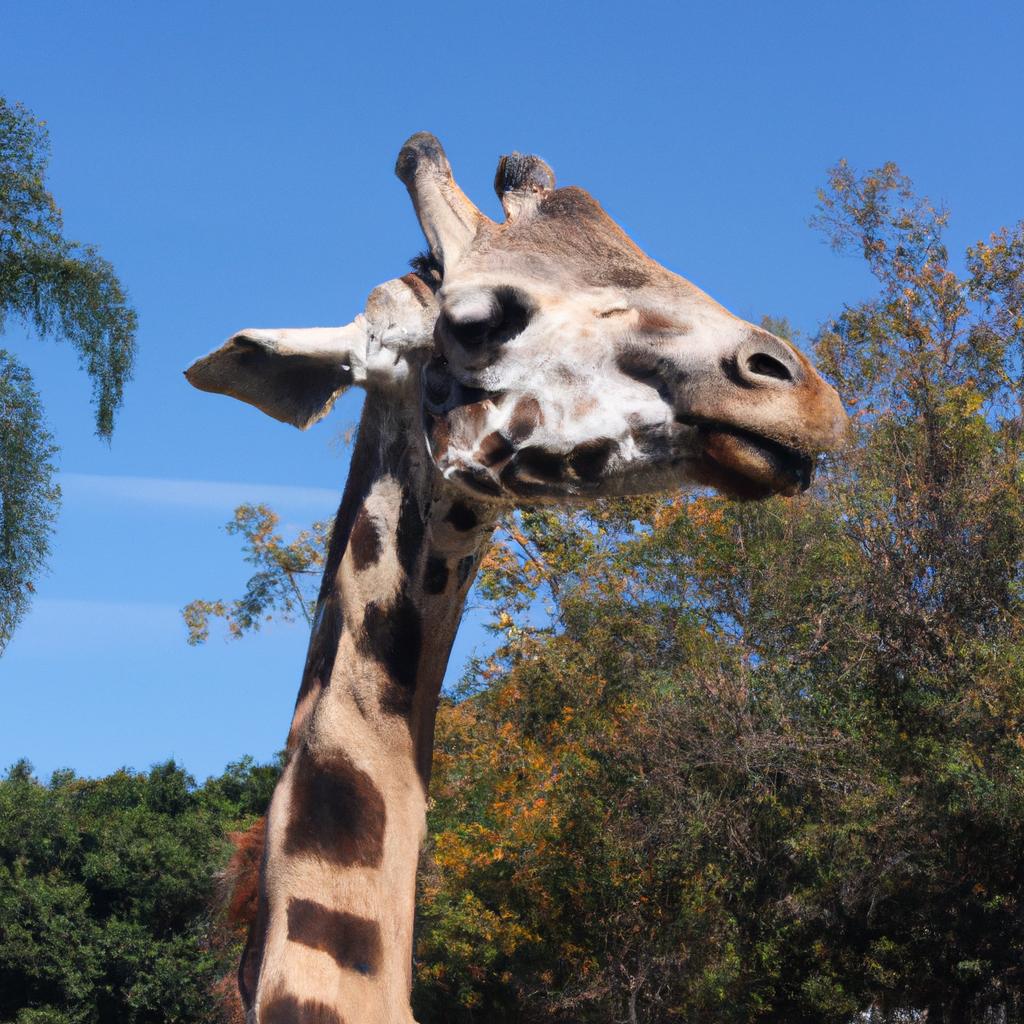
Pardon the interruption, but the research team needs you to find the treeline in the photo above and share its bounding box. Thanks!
[0,758,278,1024]
[4,163,1024,1023]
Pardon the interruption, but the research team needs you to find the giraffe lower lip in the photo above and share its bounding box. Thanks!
[693,422,814,496]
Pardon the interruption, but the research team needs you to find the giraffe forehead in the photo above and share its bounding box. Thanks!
[458,186,663,291]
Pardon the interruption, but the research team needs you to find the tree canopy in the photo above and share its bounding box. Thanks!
[0,353,58,650]
[181,505,329,646]
[0,756,278,1024]
[0,97,137,650]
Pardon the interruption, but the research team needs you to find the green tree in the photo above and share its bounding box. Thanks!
[0,756,280,1024]
[182,504,329,645]
[0,97,137,650]
[0,353,58,648]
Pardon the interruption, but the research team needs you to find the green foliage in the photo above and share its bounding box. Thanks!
[182,504,330,645]
[0,756,280,1024]
[0,97,137,649]
[0,350,59,651]
[0,98,136,439]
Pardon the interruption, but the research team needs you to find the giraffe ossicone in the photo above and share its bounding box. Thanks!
[187,133,846,1024]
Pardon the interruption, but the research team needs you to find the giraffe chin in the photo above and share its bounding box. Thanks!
[693,424,815,500]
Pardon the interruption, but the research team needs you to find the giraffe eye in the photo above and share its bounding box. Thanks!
[439,287,533,349]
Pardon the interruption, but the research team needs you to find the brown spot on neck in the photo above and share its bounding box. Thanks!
[395,488,424,577]
[284,747,386,867]
[260,985,346,1024]
[348,507,382,571]
[424,556,450,595]
[356,594,423,715]
[286,898,382,977]
[457,554,477,587]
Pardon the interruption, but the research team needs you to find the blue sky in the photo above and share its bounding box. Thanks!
[2,0,1022,781]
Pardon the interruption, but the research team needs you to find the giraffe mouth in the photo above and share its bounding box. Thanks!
[423,356,816,502]
[678,417,816,499]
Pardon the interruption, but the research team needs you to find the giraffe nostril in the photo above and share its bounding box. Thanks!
[733,331,803,389]
[746,352,793,382]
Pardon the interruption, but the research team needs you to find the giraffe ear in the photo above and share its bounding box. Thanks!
[396,132,491,270]
[494,152,555,221]
[184,320,368,430]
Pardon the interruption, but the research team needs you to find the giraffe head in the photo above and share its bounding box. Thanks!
[187,133,846,502]
[401,135,846,501]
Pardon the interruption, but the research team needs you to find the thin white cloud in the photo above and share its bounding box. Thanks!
[60,473,339,512]
[2,597,183,658]
[23,596,181,620]
[2,597,305,662]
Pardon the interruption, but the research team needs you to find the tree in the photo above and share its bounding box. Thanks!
[0,97,137,650]
[0,353,58,649]
[0,756,280,1024]
[182,504,329,645]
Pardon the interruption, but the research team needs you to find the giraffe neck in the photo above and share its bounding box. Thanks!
[248,394,498,1024]
[288,397,495,769]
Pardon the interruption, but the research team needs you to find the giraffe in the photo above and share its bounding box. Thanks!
[186,133,847,1024]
